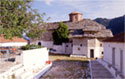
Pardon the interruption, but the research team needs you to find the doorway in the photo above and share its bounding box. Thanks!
[112,48,115,65]
[38,42,41,46]
[120,50,123,73]
[90,49,94,58]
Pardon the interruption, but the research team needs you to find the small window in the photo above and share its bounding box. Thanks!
[102,52,103,54]
[75,15,77,20]
[100,44,103,47]
[66,45,68,47]
[70,40,73,43]
[38,42,41,46]
[80,44,82,47]
[78,48,80,50]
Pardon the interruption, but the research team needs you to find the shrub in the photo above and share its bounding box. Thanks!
[21,44,41,50]
[52,22,69,45]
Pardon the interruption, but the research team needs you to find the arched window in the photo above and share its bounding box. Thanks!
[38,42,41,46]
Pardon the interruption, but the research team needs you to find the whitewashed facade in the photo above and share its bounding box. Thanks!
[0,35,28,47]
[72,38,103,58]
[102,42,125,78]
[0,42,27,47]
[35,40,53,48]
[98,33,125,79]
[53,43,72,54]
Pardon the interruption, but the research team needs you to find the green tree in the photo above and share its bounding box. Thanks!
[52,22,69,45]
[0,0,45,39]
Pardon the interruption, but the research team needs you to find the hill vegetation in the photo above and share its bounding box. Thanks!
[94,15,125,35]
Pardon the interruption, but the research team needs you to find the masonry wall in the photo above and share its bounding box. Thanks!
[72,38,88,56]
[35,40,53,48]
[63,43,72,54]
[53,43,72,54]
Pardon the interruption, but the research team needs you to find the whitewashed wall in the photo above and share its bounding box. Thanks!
[35,40,53,48]
[52,43,72,54]
[72,38,88,56]
[73,45,88,56]
[104,42,125,78]
[53,45,63,54]
[72,38,103,58]
[0,42,27,47]
[0,48,50,79]
[22,48,49,70]
[62,43,72,54]
[88,39,103,58]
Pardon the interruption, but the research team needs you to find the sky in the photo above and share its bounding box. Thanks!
[31,0,125,22]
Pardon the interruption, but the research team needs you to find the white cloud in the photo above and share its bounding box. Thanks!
[37,0,124,21]
[44,0,54,5]
[54,0,124,19]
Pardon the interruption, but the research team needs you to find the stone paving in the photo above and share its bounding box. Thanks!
[91,61,114,79]
[40,60,90,79]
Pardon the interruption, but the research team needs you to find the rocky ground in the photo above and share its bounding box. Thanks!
[40,54,90,79]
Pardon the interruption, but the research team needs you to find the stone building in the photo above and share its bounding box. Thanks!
[35,11,113,58]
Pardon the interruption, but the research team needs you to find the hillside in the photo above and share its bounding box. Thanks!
[94,18,110,27]
[94,15,125,35]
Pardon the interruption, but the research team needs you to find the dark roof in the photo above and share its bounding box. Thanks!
[41,19,113,41]
[46,19,106,30]
[72,29,84,35]
[104,32,125,43]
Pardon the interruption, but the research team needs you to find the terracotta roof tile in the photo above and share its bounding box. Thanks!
[0,35,27,43]
[69,11,82,15]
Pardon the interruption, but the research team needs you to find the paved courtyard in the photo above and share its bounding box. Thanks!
[40,54,114,79]
[40,54,90,79]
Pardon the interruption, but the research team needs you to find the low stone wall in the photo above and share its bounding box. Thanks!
[22,48,49,70]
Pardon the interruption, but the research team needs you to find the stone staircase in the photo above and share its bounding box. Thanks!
[91,61,114,79]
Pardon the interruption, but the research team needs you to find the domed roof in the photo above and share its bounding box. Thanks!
[70,11,82,15]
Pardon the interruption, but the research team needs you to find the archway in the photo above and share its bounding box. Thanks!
[38,42,41,46]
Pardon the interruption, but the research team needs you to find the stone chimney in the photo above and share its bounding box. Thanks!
[69,11,83,22]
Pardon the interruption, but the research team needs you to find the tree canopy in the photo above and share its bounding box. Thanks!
[0,0,45,39]
[52,22,69,45]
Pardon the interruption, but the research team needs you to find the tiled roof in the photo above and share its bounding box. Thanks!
[40,19,113,41]
[69,11,82,15]
[0,35,27,43]
[45,19,106,30]
[104,32,125,43]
